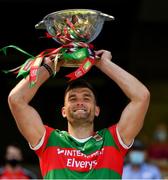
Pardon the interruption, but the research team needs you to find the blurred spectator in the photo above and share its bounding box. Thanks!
[0,143,37,179]
[147,123,168,178]
[148,123,168,159]
[122,139,162,179]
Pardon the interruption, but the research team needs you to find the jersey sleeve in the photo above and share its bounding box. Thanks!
[29,125,54,157]
[108,124,133,156]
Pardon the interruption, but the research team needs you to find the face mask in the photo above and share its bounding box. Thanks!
[5,159,21,167]
[154,131,167,142]
[129,151,145,165]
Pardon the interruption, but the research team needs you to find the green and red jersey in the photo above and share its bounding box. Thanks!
[34,124,128,179]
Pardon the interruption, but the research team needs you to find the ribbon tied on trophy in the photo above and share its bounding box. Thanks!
[0,9,114,87]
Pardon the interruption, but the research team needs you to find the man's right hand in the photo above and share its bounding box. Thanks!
[44,55,64,73]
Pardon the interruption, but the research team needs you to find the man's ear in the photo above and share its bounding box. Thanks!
[61,107,66,118]
[95,106,100,117]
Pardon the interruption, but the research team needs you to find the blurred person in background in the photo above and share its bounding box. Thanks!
[148,123,168,160]
[122,139,162,179]
[0,143,37,179]
[147,123,168,178]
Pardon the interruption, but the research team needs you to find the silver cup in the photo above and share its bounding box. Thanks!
[35,9,114,67]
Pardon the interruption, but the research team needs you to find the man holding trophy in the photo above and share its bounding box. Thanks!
[7,9,150,179]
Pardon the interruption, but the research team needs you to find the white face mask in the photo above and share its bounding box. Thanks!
[129,151,145,165]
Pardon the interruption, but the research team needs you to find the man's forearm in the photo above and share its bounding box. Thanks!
[8,65,51,104]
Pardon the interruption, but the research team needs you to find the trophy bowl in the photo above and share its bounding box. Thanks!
[35,9,114,44]
[35,9,114,67]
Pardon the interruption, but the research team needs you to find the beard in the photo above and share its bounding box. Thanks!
[68,108,94,125]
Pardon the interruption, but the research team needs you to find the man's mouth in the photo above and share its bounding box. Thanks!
[73,108,87,113]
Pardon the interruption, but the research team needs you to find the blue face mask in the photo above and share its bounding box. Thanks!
[129,151,145,165]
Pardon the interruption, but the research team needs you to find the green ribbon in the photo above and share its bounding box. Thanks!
[0,45,36,81]
[0,42,95,86]
[62,48,89,61]
[0,45,34,58]
[17,58,34,78]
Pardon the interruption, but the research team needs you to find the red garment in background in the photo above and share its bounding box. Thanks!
[148,143,168,159]
[0,167,33,179]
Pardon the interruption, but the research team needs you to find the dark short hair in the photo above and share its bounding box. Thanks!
[64,79,98,104]
[132,139,146,151]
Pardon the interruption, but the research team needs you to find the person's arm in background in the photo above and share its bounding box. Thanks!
[95,50,150,146]
[8,57,60,148]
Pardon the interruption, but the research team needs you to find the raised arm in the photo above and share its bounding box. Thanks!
[95,50,150,146]
[8,58,56,147]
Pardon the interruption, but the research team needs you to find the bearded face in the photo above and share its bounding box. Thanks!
[62,88,100,126]
[69,104,91,121]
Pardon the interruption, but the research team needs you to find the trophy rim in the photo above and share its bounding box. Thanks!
[44,9,114,20]
[35,9,115,29]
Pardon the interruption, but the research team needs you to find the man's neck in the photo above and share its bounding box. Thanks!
[68,123,94,139]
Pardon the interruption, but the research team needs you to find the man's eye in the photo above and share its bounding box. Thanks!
[69,98,76,101]
[84,97,90,101]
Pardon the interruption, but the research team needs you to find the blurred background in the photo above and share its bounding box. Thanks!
[0,0,168,178]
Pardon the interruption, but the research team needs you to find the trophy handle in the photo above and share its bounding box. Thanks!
[35,20,45,29]
[100,13,115,21]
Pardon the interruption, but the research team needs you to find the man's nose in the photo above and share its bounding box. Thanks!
[76,99,84,106]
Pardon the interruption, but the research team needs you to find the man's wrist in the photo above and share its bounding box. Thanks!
[42,63,54,76]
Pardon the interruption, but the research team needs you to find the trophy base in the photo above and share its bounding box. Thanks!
[60,56,99,67]
[61,63,80,67]
[61,60,83,67]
